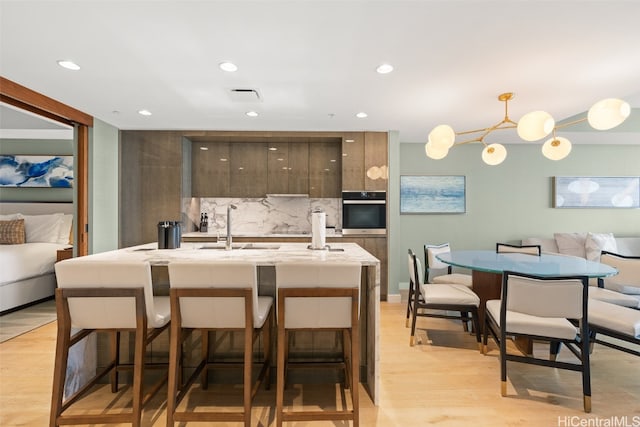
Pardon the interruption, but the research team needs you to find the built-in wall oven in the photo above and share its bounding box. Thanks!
[341,191,387,235]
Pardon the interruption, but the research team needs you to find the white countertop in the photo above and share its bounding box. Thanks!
[181,231,340,239]
[75,242,379,266]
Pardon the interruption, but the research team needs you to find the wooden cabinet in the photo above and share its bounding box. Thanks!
[364,132,388,191]
[341,131,388,192]
[267,140,309,194]
[192,142,230,197]
[309,139,341,198]
[341,132,365,191]
[229,142,267,197]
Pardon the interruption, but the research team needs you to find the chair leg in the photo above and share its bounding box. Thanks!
[243,326,252,426]
[263,311,272,390]
[166,321,181,427]
[276,322,286,427]
[49,303,71,427]
[405,290,413,327]
[342,330,351,390]
[471,309,481,352]
[201,330,209,389]
[110,330,120,392]
[550,341,562,361]
[500,329,507,397]
[351,324,360,427]
[410,312,418,346]
[461,311,470,332]
[132,328,146,427]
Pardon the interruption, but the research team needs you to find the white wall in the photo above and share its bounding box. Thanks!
[387,142,640,296]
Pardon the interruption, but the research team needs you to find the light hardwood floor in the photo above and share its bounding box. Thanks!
[1,302,638,426]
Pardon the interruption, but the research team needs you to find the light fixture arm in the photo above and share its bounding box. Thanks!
[452,92,517,146]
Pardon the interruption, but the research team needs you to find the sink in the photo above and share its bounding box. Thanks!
[199,243,280,250]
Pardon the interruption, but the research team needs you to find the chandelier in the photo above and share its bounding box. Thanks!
[425,92,631,165]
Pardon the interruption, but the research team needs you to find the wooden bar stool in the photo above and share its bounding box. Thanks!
[166,260,273,426]
[50,260,170,427]
[275,261,361,427]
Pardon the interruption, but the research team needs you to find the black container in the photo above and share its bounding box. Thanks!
[158,221,181,249]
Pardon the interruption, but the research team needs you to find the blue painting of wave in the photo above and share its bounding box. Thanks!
[400,175,465,213]
[0,155,74,188]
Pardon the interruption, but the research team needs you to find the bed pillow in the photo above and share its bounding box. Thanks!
[585,232,618,262]
[0,219,26,244]
[0,213,22,221]
[554,232,588,258]
[57,214,74,245]
[22,213,64,243]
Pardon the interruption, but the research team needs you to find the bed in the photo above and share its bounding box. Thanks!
[0,202,73,313]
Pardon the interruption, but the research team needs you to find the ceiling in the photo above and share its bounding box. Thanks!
[1,1,639,145]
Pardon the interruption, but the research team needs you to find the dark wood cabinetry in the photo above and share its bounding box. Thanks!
[341,131,388,191]
[309,139,341,198]
[267,140,310,194]
[229,142,267,197]
[192,142,230,197]
[341,132,365,191]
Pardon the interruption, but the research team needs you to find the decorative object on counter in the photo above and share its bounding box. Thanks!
[400,175,465,214]
[158,221,181,249]
[199,212,208,232]
[310,207,327,249]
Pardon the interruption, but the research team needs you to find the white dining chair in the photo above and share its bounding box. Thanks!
[51,259,170,427]
[275,261,361,427]
[424,243,473,287]
[496,242,541,256]
[166,260,273,427]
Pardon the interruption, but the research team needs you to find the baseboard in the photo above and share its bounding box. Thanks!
[387,293,401,303]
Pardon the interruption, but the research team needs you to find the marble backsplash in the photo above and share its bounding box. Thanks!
[182,197,341,235]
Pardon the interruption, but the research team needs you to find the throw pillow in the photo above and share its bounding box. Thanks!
[585,232,618,262]
[554,232,588,258]
[0,219,26,244]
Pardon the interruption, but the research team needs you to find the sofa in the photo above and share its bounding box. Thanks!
[522,232,640,260]
[522,232,640,309]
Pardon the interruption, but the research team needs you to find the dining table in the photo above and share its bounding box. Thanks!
[436,250,618,354]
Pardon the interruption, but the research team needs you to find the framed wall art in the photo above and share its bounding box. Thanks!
[400,175,466,214]
[553,176,639,208]
[0,155,74,188]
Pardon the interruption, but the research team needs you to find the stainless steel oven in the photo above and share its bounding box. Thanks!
[341,191,387,235]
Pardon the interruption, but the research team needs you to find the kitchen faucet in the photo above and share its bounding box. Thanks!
[226,204,237,250]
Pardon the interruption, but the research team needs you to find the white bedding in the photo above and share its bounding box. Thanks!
[0,242,67,286]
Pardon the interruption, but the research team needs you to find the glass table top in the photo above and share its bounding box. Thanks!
[437,250,618,278]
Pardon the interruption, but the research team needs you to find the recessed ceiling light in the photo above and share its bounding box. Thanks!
[376,63,394,74]
[57,60,80,71]
[138,109,152,116]
[246,111,259,117]
[199,146,209,151]
[356,112,368,118]
[219,62,238,72]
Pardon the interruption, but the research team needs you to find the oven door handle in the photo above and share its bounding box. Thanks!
[343,200,386,205]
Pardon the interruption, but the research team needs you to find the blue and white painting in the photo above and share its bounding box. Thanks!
[554,176,639,208]
[400,175,465,214]
[0,155,74,188]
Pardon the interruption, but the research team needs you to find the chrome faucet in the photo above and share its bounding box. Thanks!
[226,204,237,250]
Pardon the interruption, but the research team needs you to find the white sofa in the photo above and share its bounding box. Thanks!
[522,233,640,309]
[522,233,640,259]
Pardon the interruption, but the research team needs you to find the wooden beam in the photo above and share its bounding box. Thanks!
[0,76,93,127]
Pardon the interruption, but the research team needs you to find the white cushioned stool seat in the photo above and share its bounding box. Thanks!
[421,283,479,306]
[486,299,578,341]
[589,287,640,309]
[432,273,473,287]
[589,299,640,339]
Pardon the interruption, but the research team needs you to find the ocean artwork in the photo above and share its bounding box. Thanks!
[553,176,639,208]
[0,155,74,188]
[400,175,465,214]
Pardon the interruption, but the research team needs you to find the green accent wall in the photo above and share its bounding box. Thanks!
[0,138,73,202]
[387,142,640,296]
[89,119,119,254]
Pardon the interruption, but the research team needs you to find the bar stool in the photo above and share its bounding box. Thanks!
[166,260,273,426]
[50,259,170,427]
[275,261,361,427]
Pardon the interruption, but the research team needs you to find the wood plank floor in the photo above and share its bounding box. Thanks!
[1,302,638,426]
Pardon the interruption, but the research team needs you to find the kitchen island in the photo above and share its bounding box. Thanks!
[69,241,381,404]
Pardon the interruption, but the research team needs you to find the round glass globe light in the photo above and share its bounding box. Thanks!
[428,124,455,149]
[425,142,449,160]
[587,98,631,130]
[481,143,507,165]
[517,111,555,141]
[366,166,382,180]
[542,136,572,160]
